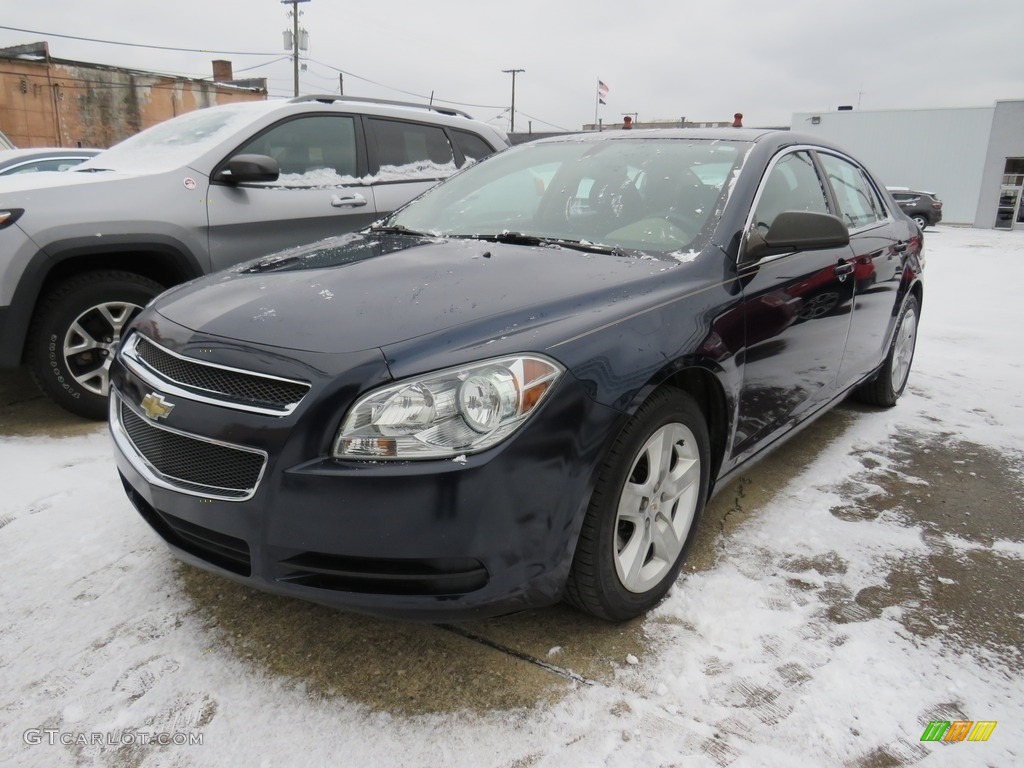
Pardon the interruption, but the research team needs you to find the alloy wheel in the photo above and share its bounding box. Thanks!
[63,301,142,396]
[614,422,701,593]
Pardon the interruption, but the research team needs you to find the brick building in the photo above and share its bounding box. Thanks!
[0,41,267,149]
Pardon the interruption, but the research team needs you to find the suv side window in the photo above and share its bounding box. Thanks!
[452,130,496,164]
[236,115,358,184]
[753,150,831,232]
[819,153,887,229]
[368,118,456,178]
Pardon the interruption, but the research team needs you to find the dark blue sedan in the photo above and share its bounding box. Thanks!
[109,129,923,622]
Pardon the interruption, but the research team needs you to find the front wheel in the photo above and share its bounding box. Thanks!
[565,388,710,621]
[26,271,164,419]
[855,294,919,407]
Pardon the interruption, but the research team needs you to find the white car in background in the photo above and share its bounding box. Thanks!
[0,148,102,176]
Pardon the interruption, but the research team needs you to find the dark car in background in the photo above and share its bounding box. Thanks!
[111,129,923,623]
[0,148,101,176]
[887,187,943,229]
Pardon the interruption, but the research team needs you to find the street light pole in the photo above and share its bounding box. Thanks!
[282,0,310,97]
[502,68,525,133]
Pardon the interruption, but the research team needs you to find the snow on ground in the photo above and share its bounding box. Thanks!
[1,226,1022,767]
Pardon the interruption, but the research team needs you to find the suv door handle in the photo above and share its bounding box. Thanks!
[331,192,368,208]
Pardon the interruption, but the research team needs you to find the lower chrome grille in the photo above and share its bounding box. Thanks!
[114,394,267,501]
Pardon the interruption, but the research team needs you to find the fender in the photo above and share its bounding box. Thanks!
[0,235,204,368]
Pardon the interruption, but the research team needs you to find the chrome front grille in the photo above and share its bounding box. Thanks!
[121,334,310,415]
[113,394,267,501]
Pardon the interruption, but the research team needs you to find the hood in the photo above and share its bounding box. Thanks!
[0,167,150,196]
[153,233,699,354]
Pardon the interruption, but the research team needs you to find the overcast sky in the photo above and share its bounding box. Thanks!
[2,1,1021,133]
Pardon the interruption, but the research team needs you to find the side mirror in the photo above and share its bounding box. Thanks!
[746,211,849,261]
[214,154,280,184]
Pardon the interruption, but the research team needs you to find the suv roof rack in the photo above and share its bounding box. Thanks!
[288,95,472,120]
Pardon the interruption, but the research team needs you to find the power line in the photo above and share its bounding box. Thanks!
[516,110,573,133]
[176,56,292,81]
[305,57,505,110]
[0,24,279,56]
[226,56,292,75]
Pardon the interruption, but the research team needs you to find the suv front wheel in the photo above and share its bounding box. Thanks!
[26,271,163,419]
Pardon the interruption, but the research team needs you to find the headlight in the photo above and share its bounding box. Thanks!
[333,354,564,460]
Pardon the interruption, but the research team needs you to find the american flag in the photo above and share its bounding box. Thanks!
[598,80,609,105]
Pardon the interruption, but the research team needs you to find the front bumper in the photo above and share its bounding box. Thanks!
[110,320,621,622]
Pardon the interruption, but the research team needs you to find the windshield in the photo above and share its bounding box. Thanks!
[75,103,271,172]
[387,137,747,256]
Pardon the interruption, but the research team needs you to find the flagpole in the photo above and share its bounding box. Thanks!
[595,78,599,128]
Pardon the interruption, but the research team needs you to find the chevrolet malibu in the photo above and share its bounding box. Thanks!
[110,129,923,622]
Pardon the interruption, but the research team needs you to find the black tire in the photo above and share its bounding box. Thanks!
[26,271,164,419]
[912,214,928,230]
[855,295,920,408]
[565,388,710,621]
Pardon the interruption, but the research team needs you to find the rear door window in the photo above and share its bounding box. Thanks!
[452,130,497,165]
[819,153,888,229]
[367,118,456,180]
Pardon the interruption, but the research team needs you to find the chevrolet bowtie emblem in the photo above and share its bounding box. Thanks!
[140,393,175,420]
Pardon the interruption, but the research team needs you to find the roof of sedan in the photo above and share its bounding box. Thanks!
[523,128,843,153]
[526,127,769,142]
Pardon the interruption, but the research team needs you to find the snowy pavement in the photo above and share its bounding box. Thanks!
[1,226,1022,767]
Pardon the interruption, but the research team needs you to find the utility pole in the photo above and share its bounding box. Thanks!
[282,0,310,97]
[502,68,525,133]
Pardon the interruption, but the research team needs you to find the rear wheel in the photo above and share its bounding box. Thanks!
[912,214,928,229]
[855,295,919,407]
[566,388,710,621]
[26,271,163,419]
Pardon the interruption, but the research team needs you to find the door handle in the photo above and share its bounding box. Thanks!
[894,240,908,253]
[834,261,855,282]
[331,192,367,208]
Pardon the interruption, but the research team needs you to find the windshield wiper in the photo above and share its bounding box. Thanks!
[456,232,630,256]
[239,255,304,274]
[368,223,431,237]
[467,231,546,246]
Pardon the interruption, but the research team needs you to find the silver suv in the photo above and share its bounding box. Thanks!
[0,96,509,418]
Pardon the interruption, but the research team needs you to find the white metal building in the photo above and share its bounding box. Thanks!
[791,100,1024,229]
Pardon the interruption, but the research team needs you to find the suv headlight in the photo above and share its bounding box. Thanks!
[333,354,564,460]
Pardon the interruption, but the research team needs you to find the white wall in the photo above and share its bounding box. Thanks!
[974,100,1024,228]
[791,107,995,224]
